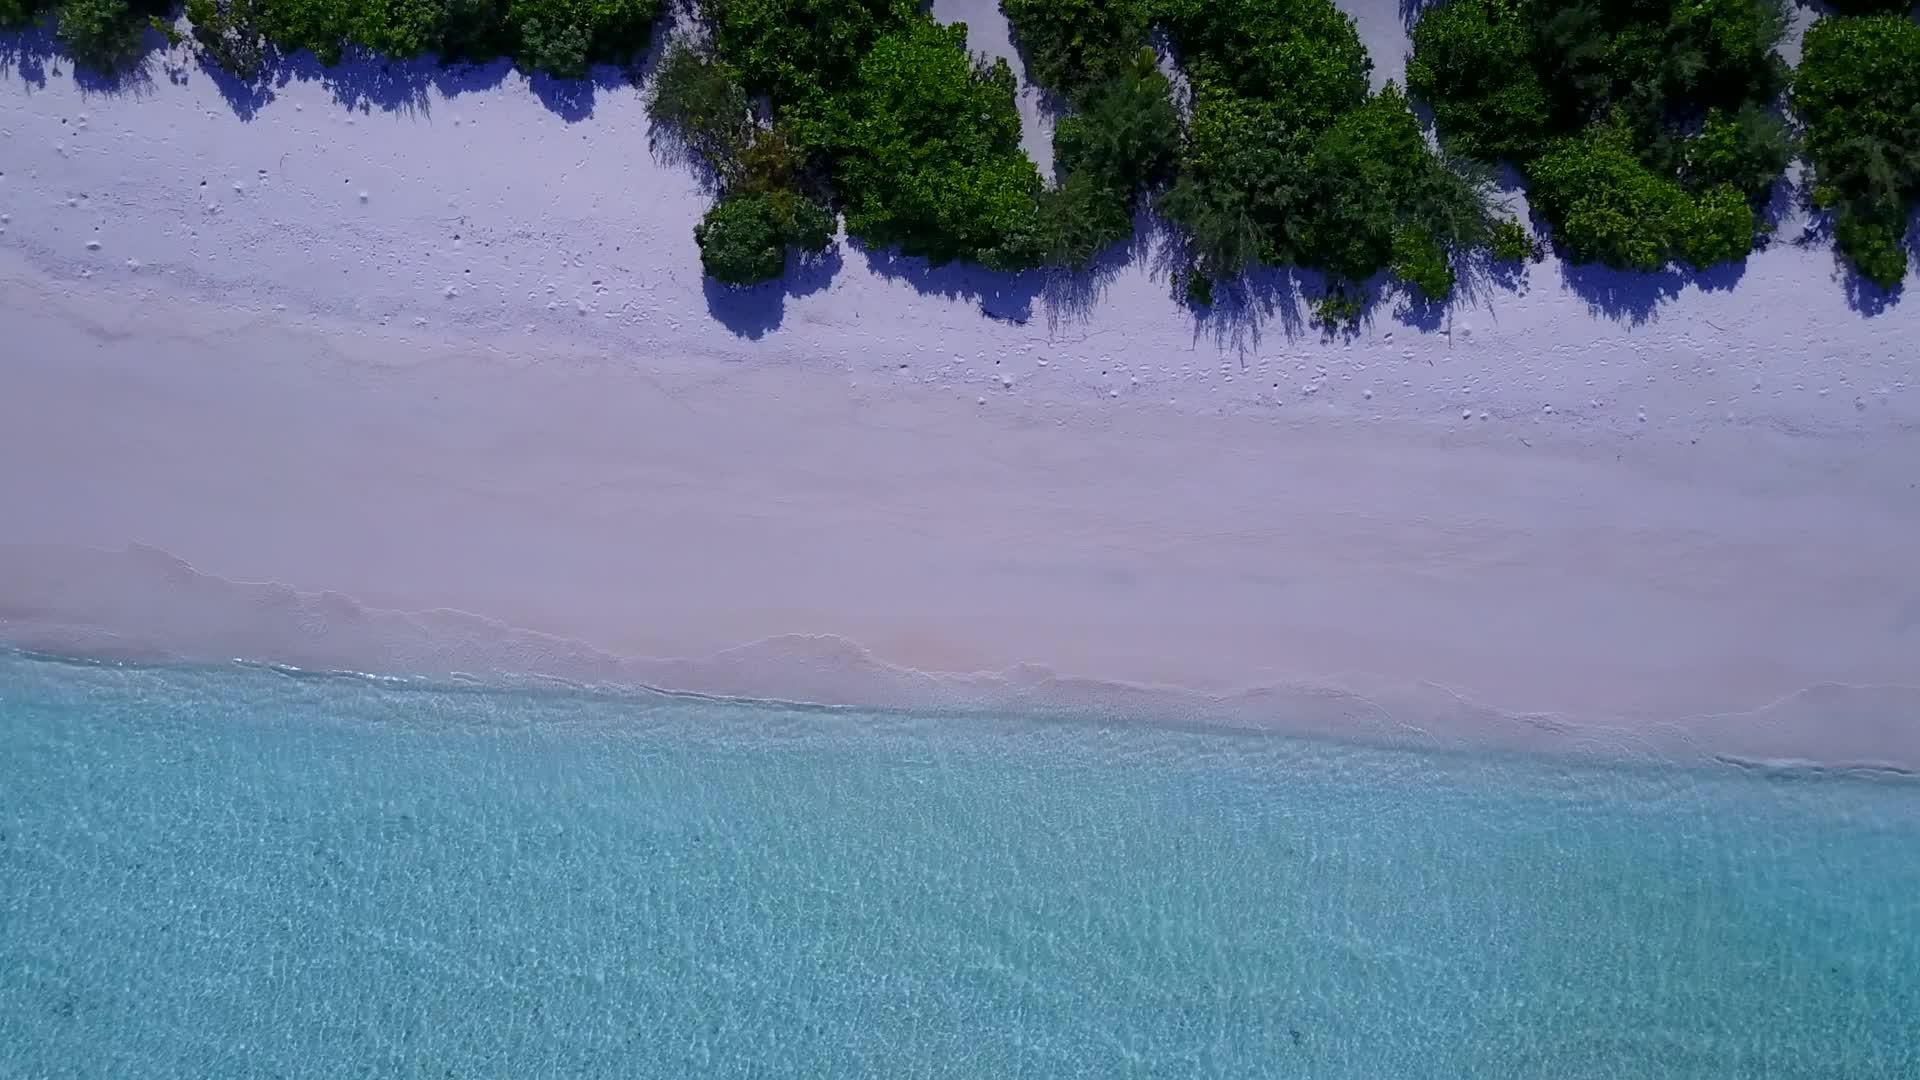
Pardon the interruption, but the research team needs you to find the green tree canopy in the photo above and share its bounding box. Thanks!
[1795,15,1920,287]
[821,17,1046,270]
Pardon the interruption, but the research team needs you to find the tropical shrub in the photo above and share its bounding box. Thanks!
[1407,0,1790,269]
[56,0,144,72]
[1157,0,1369,133]
[1528,120,1751,270]
[1039,167,1133,268]
[820,17,1046,270]
[186,0,268,78]
[345,0,445,58]
[175,0,657,75]
[1163,78,1495,296]
[1050,50,1179,192]
[1405,0,1548,162]
[1490,217,1540,262]
[1157,0,1495,297]
[1158,83,1299,278]
[1034,48,1180,267]
[1684,103,1794,200]
[999,0,1176,269]
[1302,85,1492,283]
[1794,14,1920,287]
[649,41,751,172]
[254,0,351,63]
[708,0,916,120]
[999,0,1151,99]
[1391,224,1454,299]
[2,0,54,28]
[506,0,657,78]
[694,189,834,286]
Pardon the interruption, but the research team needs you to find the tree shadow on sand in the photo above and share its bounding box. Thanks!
[1,23,177,97]
[0,17,651,124]
[703,243,844,339]
[1032,206,1162,332]
[1784,185,1913,317]
[0,26,57,90]
[853,240,1050,326]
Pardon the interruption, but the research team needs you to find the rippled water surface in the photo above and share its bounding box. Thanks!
[2,650,1916,1078]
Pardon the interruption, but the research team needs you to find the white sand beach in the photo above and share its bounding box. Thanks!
[2,0,1917,767]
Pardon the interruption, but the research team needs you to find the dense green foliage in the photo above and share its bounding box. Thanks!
[708,0,916,122]
[819,18,1045,269]
[242,0,658,74]
[1039,55,1179,266]
[1,0,50,27]
[28,0,660,76]
[1794,15,1920,287]
[185,0,266,77]
[1408,0,1791,271]
[56,0,144,70]
[1049,52,1178,189]
[1157,0,1498,301]
[1000,0,1150,97]
[1159,0,1369,133]
[648,40,836,285]
[997,1,1176,269]
[693,189,834,285]
[1529,120,1752,269]
[1490,217,1541,263]
[699,1,1051,271]
[648,41,749,173]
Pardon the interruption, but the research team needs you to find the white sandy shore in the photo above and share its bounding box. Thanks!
[2,1,1918,767]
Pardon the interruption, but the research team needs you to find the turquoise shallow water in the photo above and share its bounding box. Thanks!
[2,650,1916,1078]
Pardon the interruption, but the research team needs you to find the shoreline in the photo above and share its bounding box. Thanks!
[4,1,1919,770]
[3,257,1916,769]
[6,638,1919,782]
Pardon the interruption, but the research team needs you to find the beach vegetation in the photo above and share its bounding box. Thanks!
[1000,0,1176,269]
[1048,50,1179,194]
[1310,284,1366,330]
[1490,217,1540,263]
[700,3,1046,270]
[1,0,51,28]
[1407,0,1791,270]
[1528,118,1753,270]
[694,189,834,285]
[1036,48,1180,268]
[709,0,918,121]
[171,0,659,76]
[1390,224,1454,299]
[56,0,145,71]
[30,0,1908,305]
[1157,0,1368,135]
[1155,0,1497,300]
[185,0,267,78]
[648,41,751,174]
[816,17,1047,270]
[1794,14,1920,287]
[649,40,840,285]
[999,0,1152,100]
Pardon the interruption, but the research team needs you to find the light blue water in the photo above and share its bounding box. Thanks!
[1,650,1916,1079]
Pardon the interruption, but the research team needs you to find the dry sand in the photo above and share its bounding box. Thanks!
[2,1,1917,767]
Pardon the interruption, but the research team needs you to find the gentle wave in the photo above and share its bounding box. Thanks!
[2,649,1917,1077]
[5,541,1919,771]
